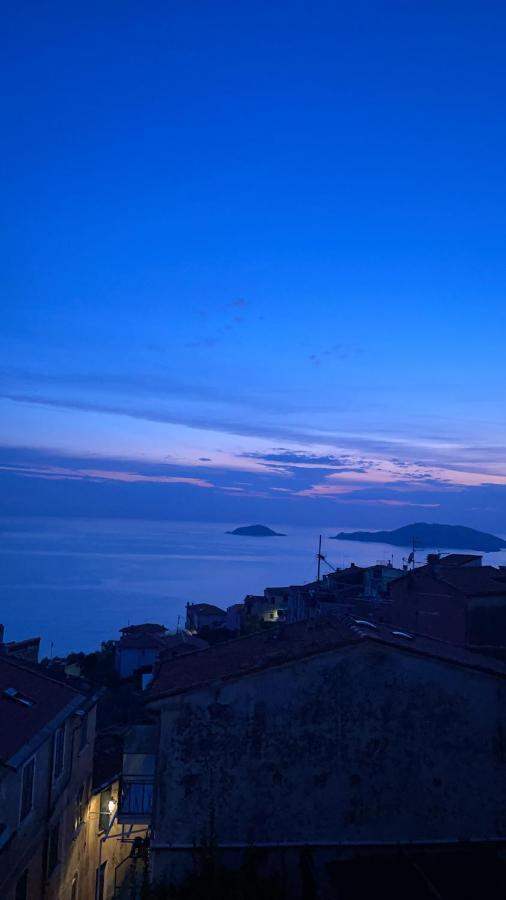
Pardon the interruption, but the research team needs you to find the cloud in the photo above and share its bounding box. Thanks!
[308,343,361,366]
[1,444,506,531]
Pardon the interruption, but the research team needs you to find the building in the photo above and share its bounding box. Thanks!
[185,603,226,633]
[390,554,506,650]
[0,624,40,664]
[0,653,98,900]
[224,603,245,633]
[143,617,506,896]
[115,624,207,680]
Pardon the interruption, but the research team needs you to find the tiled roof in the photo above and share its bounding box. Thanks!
[120,623,166,635]
[0,656,84,765]
[147,616,506,702]
[437,566,506,596]
[148,619,362,700]
[118,633,168,650]
[188,603,226,615]
[438,554,483,566]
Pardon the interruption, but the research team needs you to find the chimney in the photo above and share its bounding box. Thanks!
[426,553,440,570]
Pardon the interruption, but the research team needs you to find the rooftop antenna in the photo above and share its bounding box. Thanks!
[316,534,336,581]
[403,537,417,571]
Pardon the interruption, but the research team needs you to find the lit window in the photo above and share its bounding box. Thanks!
[20,758,35,822]
[53,726,65,781]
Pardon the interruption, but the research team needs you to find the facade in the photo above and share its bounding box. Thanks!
[224,603,245,633]
[0,654,98,900]
[144,617,506,895]
[390,557,506,649]
[185,603,226,632]
[116,624,207,680]
[88,776,149,900]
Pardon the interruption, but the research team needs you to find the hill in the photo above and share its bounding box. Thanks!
[331,523,506,552]
[226,524,286,537]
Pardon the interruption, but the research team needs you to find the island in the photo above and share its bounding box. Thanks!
[330,522,506,552]
[226,524,286,537]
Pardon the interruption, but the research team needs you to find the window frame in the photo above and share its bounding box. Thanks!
[79,712,88,752]
[74,784,86,834]
[98,787,112,834]
[19,756,36,823]
[47,820,60,875]
[52,724,66,782]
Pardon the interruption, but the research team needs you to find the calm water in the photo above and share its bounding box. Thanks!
[1,517,506,657]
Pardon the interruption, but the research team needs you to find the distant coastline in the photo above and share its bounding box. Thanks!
[331,522,506,552]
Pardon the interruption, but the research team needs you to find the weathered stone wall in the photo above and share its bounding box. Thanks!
[152,642,506,868]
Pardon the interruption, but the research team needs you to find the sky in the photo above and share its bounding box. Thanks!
[2,1,506,530]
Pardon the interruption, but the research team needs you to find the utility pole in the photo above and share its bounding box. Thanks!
[317,535,322,582]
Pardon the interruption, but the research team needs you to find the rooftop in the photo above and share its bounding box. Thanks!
[119,623,166,635]
[147,616,506,702]
[0,656,85,765]
[436,554,483,567]
[187,603,226,616]
[395,564,506,597]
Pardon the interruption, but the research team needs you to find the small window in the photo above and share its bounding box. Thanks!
[79,713,88,751]
[20,758,35,821]
[47,821,60,874]
[71,872,78,900]
[15,870,28,900]
[74,785,85,833]
[53,726,65,781]
[99,787,112,833]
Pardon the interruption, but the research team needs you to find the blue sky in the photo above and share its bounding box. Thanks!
[2,1,506,529]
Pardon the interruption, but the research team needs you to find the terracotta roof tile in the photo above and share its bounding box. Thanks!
[147,616,506,702]
[0,656,84,764]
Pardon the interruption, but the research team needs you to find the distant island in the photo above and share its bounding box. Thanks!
[226,524,286,537]
[331,522,506,552]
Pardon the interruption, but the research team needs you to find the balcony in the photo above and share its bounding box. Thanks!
[118,725,156,825]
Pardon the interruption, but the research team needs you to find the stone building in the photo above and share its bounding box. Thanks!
[143,617,506,897]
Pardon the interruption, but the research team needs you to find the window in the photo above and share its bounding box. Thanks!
[47,821,60,874]
[74,785,85,833]
[53,726,65,781]
[121,781,153,816]
[20,758,35,821]
[99,787,112,833]
[79,713,88,751]
[95,862,107,900]
[71,872,78,900]
[15,870,28,900]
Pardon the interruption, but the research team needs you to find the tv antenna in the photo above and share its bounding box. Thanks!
[402,537,417,571]
[316,534,336,581]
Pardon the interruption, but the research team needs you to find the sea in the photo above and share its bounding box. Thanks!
[1,517,506,658]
